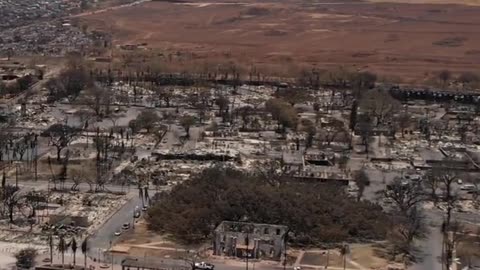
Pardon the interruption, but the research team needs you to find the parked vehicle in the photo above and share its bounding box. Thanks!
[122,223,130,230]
[460,184,476,191]
[194,262,214,270]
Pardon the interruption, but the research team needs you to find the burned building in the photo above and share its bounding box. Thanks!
[293,167,351,186]
[213,221,288,261]
[304,153,334,166]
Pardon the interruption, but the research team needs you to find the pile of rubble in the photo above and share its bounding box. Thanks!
[137,160,191,183]
[110,82,154,106]
[13,104,60,128]
[233,85,274,107]
[0,192,127,245]
[0,0,82,30]
[0,242,47,256]
[124,156,234,184]
[153,147,239,162]
[0,0,116,56]
[0,21,96,56]
[48,192,128,235]
[0,229,51,246]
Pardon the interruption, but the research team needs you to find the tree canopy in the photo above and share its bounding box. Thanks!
[136,110,161,133]
[360,89,400,127]
[147,166,388,246]
[180,115,197,138]
[265,98,298,131]
[275,87,309,106]
[351,71,377,91]
[46,55,90,102]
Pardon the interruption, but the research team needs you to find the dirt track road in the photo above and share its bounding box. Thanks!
[71,0,151,18]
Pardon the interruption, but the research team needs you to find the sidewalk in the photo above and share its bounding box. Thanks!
[36,250,123,270]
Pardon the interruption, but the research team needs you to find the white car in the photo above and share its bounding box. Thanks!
[194,262,214,270]
[114,231,122,236]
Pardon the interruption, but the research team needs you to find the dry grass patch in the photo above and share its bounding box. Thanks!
[349,243,389,269]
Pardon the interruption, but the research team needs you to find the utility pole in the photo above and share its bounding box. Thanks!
[85,120,89,149]
[133,209,135,229]
[110,241,113,270]
[15,163,18,188]
[441,220,446,270]
[283,229,290,270]
[34,141,38,181]
[326,250,329,269]
[245,233,249,270]
[46,181,50,218]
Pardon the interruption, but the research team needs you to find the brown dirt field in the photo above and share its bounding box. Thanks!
[81,0,480,82]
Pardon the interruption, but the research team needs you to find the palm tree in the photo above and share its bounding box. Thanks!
[81,238,88,270]
[47,234,54,265]
[71,237,78,267]
[57,235,67,268]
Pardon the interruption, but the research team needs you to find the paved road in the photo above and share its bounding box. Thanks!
[409,212,444,270]
[89,195,142,258]
[212,262,282,270]
[13,179,167,266]
[408,201,480,270]
[410,227,443,270]
[105,251,286,270]
[358,165,480,270]
[92,253,285,270]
